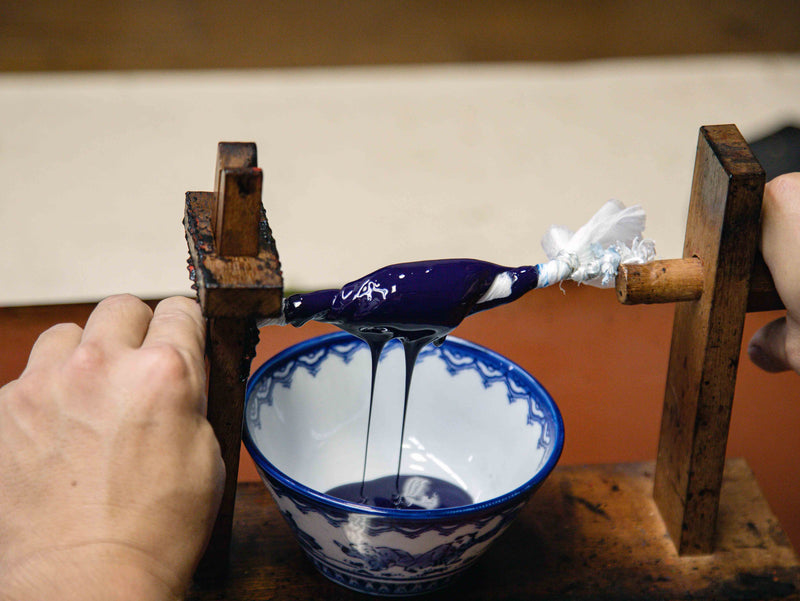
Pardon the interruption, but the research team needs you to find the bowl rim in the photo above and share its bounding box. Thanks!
[243,331,564,520]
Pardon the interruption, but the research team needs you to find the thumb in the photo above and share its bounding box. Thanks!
[750,174,800,375]
[748,317,790,373]
[748,315,800,374]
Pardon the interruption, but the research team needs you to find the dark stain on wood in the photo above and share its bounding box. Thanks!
[564,493,611,520]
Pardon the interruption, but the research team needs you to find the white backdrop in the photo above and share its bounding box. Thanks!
[1,55,798,305]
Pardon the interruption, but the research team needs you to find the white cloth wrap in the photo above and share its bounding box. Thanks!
[536,199,656,288]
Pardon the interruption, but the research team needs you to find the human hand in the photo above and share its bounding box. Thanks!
[748,173,800,374]
[0,295,224,601]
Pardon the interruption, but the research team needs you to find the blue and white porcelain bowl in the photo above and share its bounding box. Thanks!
[243,332,564,596]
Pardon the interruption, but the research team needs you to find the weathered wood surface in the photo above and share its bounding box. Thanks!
[197,316,258,577]
[653,124,766,555]
[184,192,282,319]
[215,168,262,257]
[188,460,800,600]
[211,142,261,248]
[185,142,283,577]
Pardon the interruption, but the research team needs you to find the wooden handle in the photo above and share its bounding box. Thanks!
[616,254,784,312]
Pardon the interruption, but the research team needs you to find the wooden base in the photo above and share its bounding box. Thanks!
[188,459,800,600]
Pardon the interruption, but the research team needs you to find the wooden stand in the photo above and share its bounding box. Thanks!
[184,143,283,577]
[653,126,767,554]
[186,127,800,598]
[617,125,783,555]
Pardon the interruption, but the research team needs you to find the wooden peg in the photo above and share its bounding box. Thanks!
[616,254,783,312]
[651,124,765,555]
[184,142,282,578]
[216,167,263,257]
[211,142,257,236]
[616,258,704,305]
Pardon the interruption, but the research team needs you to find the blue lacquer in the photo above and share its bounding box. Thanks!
[282,259,539,342]
[326,474,473,510]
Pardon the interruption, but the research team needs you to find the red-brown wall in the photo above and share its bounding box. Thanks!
[2,286,798,549]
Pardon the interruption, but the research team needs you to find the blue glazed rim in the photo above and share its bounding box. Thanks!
[243,331,564,520]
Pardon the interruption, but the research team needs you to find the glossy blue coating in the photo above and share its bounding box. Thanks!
[282,259,540,342]
[326,474,473,510]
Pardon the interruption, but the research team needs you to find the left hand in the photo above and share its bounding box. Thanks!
[0,295,224,601]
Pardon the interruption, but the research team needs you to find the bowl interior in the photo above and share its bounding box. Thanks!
[245,333,562,506]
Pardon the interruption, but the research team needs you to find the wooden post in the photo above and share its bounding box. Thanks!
[652,125,765,554]
[201,317,256,575]
[212,142,258,236]
[184,143,283,578]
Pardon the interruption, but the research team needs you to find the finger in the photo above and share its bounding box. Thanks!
[21,322,83,376]
[141,296,206,371]
[761,174,800,318]
[748,317,790,373]
[81,294,154,350]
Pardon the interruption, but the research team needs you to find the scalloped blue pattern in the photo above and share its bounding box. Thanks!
[248,335,551,443]
[247,338,362,428]
[433,345,552,446]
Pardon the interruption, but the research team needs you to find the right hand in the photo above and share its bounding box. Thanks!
[748,173,800,374]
